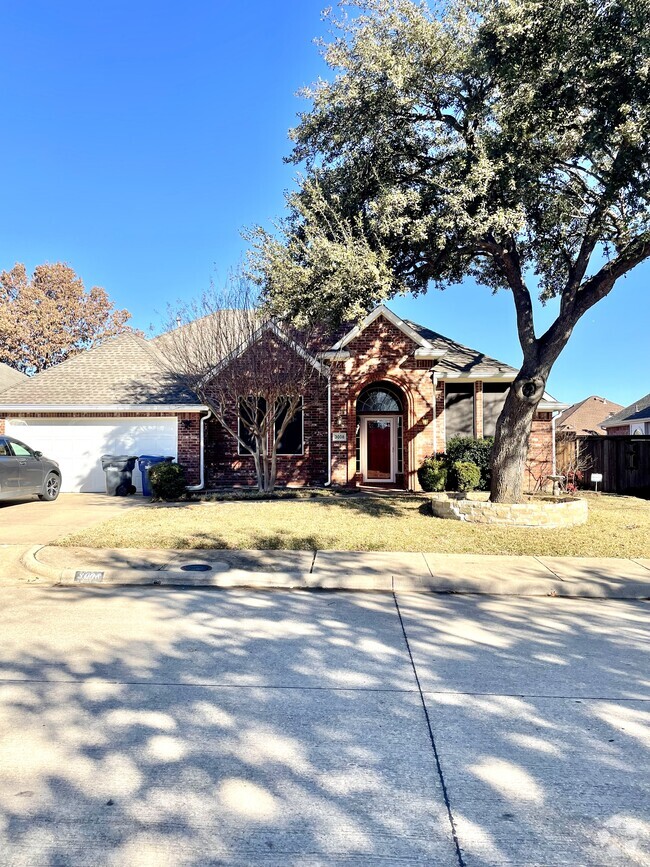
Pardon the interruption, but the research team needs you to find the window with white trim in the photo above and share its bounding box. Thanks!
[238,397,266,456]
[275,398,304,456]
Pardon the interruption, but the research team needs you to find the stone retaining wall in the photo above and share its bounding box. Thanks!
[430,493,588,528]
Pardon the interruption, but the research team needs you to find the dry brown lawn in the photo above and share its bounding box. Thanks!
[58,491,650,557]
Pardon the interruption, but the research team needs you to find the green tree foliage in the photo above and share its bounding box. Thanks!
[249,0,650,501]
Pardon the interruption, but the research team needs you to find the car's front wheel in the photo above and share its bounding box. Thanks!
[39,472,61,502]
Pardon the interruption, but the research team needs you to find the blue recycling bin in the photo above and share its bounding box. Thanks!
[138,455,174,497]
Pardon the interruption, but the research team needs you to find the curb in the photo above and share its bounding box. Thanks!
[21,546,312,589]
[19,546,650,599]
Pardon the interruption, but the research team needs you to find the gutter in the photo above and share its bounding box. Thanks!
[186,409,213,492]
[552,412,557,476]
[0,404,209,413]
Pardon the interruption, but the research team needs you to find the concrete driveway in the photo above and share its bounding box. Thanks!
[0,493,143,546]
[0,586,647,866]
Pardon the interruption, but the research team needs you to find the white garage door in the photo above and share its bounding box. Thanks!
[5,417,178,493]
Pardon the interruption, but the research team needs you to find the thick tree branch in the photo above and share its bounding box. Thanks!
[540,230,650,369]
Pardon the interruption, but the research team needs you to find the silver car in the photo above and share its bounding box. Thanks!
[0,436,62,502]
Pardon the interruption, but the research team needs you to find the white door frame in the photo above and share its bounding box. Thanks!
[360,415,396,483]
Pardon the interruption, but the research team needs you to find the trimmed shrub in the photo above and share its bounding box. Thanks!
[149,462,187,501]
[417,456,448,492]
[445,436,494,490]
[452,460,481,492]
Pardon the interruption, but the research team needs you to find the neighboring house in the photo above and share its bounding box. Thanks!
[600,392,650,435]
[556,396,624,437]
[0,362,27,394]
[0,305,566,493]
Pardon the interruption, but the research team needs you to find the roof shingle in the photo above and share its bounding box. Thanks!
[0,362,27,393]
[0,333,199,407]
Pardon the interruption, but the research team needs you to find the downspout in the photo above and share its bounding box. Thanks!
[325,376,332,486]
[551,411,557,476]
[186,409,213,492]
[432,371,438,455]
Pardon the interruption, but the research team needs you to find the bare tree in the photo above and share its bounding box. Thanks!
[555,432,593,493]
[158,279,331,493]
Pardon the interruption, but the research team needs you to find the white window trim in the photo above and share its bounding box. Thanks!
[237,397,265,457]
[276,397,305,457]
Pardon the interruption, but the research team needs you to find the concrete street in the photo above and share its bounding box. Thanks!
[0,584,648,866]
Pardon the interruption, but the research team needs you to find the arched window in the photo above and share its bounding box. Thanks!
[357,385,403,414]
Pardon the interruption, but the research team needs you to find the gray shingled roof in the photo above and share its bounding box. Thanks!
[601,392,650,427]
[0,306,563,410]
[406,320,518,377]
[0,333,200,407]
[0,362,27,393]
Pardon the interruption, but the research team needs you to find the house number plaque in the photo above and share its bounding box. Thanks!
[332,432,347,443]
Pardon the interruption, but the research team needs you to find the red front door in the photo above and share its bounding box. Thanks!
[366,419,392,480]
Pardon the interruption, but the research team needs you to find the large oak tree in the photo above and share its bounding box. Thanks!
[0,262,135,374]
[249,0,650,502]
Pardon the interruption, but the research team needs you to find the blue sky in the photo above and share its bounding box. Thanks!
[1,1,647,407]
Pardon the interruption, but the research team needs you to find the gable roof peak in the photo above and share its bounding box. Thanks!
[332,304,437,352]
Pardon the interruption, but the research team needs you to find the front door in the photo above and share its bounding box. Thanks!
[362,417,395,483]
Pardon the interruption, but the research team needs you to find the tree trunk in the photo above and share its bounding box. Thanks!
[490,369,546,503]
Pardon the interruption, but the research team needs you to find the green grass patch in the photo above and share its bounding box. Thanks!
[57,492,650,557]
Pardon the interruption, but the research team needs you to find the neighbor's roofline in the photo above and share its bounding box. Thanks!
[601,415,650,427]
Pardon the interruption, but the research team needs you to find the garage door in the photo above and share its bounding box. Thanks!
[5,418,178,493]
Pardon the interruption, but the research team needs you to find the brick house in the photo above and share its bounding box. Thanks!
[0,305,565,493]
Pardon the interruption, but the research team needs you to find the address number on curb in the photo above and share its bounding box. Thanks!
[74,571,105,583]
[332,432,347,443]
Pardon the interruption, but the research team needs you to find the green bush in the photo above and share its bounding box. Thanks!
[445,436,494,490]
[452,460,481,492]
[149,462,187,501]
[417,456,448,492]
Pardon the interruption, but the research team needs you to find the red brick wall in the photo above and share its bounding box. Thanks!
[204,388,328,487]
[330,315,437,489]
[202,331,330,487]
[606,425,631,435]
[525,411,554,492]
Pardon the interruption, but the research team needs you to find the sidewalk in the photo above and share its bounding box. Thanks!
[18,545,650,598]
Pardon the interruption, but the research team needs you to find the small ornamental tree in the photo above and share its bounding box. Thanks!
[159,279,332,493]
[0,262,135,373]
[249,0,650,502]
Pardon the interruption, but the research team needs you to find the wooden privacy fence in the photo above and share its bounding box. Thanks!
[577,435,650,497]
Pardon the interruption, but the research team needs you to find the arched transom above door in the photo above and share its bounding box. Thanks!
[356,384,403,414]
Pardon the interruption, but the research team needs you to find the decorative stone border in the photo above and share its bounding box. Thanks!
[430,492,588,528]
